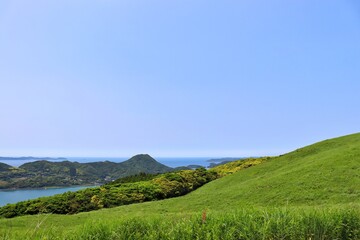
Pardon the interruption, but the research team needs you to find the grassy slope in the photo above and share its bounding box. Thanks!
[199,132,360,207]
[1,133,360,235]
[121,132,360,212]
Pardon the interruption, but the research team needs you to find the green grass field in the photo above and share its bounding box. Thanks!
[2,208,359,239]
[1,133,360,239]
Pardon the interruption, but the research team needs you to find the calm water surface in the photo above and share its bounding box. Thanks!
[0,186,95,207]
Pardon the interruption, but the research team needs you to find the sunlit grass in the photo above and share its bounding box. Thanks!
[2,207,359,239]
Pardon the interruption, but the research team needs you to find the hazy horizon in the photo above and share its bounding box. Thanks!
[0,154,260,159]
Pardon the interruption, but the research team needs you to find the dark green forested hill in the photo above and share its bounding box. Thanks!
[0,163,12,172]
[0,154,172,189]
[114,154,172,176]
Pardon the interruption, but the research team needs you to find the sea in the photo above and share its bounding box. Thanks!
[0,157,213,206]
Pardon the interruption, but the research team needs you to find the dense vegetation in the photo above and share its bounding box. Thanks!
[0,168,216,217]
[105,172,159,185]
[0,133,359,239]
[0,154,172,189]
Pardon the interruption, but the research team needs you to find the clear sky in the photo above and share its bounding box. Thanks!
[0,0,359,158]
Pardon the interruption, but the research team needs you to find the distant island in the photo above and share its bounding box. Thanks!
[0,156,67,161]
[206,157,243,163]
[0,154,172,189]
[205,157,243,168]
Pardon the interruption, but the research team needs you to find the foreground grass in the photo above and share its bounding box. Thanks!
[1,207,359,239]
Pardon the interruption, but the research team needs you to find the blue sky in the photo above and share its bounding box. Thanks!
[0,0,359,157]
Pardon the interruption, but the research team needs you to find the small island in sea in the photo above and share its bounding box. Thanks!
[0,156,67,161]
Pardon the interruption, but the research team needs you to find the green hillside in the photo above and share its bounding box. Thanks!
[187,132,360,208]
[94,132,360,214]
[1,133,360,239]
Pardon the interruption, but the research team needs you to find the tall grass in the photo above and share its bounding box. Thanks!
[70,208,360,240]
[3,207,359,240]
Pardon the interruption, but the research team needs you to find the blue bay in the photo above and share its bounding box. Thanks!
[0,186,95,207]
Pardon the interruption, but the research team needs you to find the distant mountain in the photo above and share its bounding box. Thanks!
[116,154,172,176]
[0,154,173,189]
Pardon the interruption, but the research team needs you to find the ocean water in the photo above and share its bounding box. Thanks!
[0,157,212,206]
[0,186,95,207]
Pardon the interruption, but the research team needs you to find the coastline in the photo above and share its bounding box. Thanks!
[0,184,100,192]
[0,185,99,207]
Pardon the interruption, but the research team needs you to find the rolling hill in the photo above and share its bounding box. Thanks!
[99,132,360,214]
[0,133,359,239]
[181,132,360,209]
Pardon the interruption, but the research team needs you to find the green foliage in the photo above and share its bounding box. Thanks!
[0,168,218,218]
[209,156,270,177]
[106,172,159,185]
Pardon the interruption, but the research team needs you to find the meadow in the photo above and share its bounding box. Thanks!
[1,206,359,239]
[1,133,359,239]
